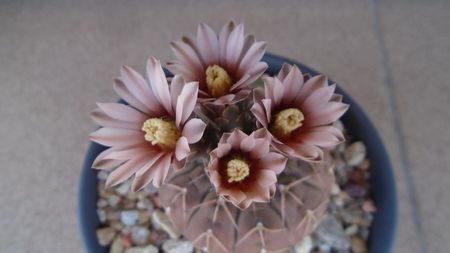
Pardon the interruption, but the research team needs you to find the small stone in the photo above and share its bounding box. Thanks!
[344,224,359,236]
[127,191,139,200]
[109,220,124,231]
[295,236,313,253]
[124,245,159,253]
[106,209,121,221]
[143,184,159,195]
[344,184,366,198]
[359,227,370,240]
[344,142,366,166]
[96,227,116,246]
[149,230,169,247]
[315,215,350,250]
[362,200,377,213]
[331,183,341,195]
[97,198,108,208]
[152,210,180,239]
[349,170,364,183]
[122,199,138,209]
[121,210,140,226]
[98,170,109,181]
[121,233,134,248]
[162,239,194,253]
[97,209,107,223]
[358,159,370,170]
[116,180,132,195]
[110,237,124,253]
[138,211,151,224]
[151,195,162,208]
[108,195,121,207]
[131,226,151,246]
[137,198,154,212]
[351,236,368,253]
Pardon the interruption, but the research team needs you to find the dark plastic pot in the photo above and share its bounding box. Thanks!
[79,53,397,253]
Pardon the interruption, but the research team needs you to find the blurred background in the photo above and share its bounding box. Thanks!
[1,0,449,252]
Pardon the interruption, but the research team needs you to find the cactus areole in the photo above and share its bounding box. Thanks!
[89,21,349,253]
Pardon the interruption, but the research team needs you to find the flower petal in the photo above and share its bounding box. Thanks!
[301,84,336,113]
[240,134,256,152]
[226,129,247,150]
[250,103,268,128]
[259,152,287,174]
[90,128,145,148]
[132,153,172,190]
[170,75,185,112]
[147,57,173,115]
[175,136,190,161]
[219,20,236,65]
[225,23,245,71]
[170,40,204,77]
[97,102,148,123]
[113,78,152,114]
[196,23,219,65]
[91,108,140,130]
[120,65,164,115]
[237,41,267,77]
[305,102,349,127]
[92,148,123,171]
[281,65,303,105]
[105,156,148,188]
[182,118,206,144]
[176,82,199,127]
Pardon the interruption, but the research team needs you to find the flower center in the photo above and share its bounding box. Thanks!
[141,118,180,150]
[270,108,304,140]
[205,65,232,98]
[226,157,250,183]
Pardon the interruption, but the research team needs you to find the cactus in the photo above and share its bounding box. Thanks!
[159,154,334,253]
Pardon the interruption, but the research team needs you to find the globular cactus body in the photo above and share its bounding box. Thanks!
[159,155,334,253]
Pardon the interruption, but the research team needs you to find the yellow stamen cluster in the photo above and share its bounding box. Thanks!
[205,65,233,98]
[270,108,304,140]
[226,158,250,183]
[142,118,180,150]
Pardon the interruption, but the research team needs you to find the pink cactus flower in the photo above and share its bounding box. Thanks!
[167,21,267,105]
[251,64,348,161]
[90,57,206,191]
[208,129,287,209]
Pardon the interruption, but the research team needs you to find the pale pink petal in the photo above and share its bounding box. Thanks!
[175,136,190,161]
[301,84,336,112]
[135,152,165,177]
[132,153,172,190]
[151,153,173,187]
[257,169,278,186]
[225,23,245,71]
[287,142,323,161]
[250,103,268,128]
[170,40,204,76]
[223,188,246,204]
[182,118,206,144]
[216,143,232,158]
[209,170,222,188]
[175,82,199,127]
[281,65,303,105]
[240,134,256,152]
[97,102,148,123]
[305,102,349,127]
[103,145,151,160]
[113,78,152,114]
[170,75,185,112]
[172,157,187,170]
[261,99,272,122]
[249,138,270,159]
[120,65,164,114]
[244,61,268,84]
[229,74,251,91]
[92,148,123,171]
[105,156,148,188]
[196,23,219,65]
[245,183,271,202]
[146,57,173,115]
[166,62,197,82]
[259,152,287,174]
[91,108,140,130]
[219,20,236,65]
[298,126,344,147]
[90,128,144,148]
[277,63,293,80]
[296,75,328,102]
[272,77,285,106]
[237,41,267,77]
[226,129,247,150]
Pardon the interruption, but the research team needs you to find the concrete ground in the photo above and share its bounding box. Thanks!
[1,0,449,252]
